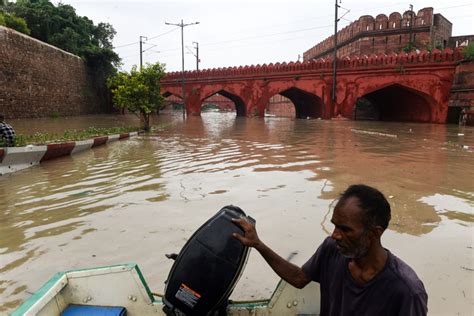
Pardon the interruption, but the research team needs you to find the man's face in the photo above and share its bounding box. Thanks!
[330,196,372,259]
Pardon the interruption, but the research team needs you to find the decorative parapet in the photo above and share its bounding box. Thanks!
[163,48,462,81]
[303,7,436,60]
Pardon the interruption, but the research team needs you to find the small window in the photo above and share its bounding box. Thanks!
[407,21,410,27]
[367,26,369,31]
[379,24,382,29]
[393,22,396,28]
[421,20,424,25]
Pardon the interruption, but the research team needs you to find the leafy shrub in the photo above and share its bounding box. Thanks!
[461,43,474,60]
[0,11,30,35]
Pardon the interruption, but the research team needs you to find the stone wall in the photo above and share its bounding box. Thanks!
[449,60,474,125]
[449,35,474,49]
[162,49,460,123]
[303,7,453,60]
[163,93,236,111]
[0,26,108,119]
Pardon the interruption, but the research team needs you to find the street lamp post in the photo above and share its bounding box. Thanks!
[165,20,200,119]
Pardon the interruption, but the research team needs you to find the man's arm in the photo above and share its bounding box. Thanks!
[232,218,311,289]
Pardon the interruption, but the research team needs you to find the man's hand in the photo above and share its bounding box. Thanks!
[232,218,262,250]
[232,217,311,289]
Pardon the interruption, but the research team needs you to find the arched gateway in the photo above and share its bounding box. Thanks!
[162,49,460,123]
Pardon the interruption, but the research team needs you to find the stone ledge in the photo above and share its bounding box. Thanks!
[0,131,142,176]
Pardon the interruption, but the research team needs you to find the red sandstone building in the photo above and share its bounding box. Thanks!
[303,7,471,61]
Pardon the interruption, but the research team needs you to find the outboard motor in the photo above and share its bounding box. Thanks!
[163,205,254,315]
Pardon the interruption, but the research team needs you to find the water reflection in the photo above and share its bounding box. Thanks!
[0,113,472,314]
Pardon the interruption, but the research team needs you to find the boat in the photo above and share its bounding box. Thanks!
[14,206,320,315]
[12,263,321,315]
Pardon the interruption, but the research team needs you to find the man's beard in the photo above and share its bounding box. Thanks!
[336,230,371,259]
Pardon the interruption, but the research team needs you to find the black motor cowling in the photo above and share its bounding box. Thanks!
[163,205,254,315]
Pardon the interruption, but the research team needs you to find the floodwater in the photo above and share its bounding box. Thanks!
[1,113,473,315]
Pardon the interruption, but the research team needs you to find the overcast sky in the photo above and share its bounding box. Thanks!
[59,0,473,72]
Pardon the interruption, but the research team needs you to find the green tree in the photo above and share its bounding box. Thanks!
[0,11,30,34]
[2,0,120,76]
[107,63,166,131]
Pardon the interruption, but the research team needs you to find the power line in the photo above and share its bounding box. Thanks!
[200,24,334,48]
[114,41,138,49]
[113,27,179,49]
[437,3,472,10]
[154,20,351,54]
[147,26,180,40]
[113,3,471,52]
[142,43,158,53]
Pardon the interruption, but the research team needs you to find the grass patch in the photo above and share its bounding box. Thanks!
[11,126,142,147]
[50,112,61,119]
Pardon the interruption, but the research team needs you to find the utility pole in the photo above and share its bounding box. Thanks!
[139,35,147,70]
[165,20,200,119]
[409,4,414,47]
[332,0,340,107]
[193,42,200,70]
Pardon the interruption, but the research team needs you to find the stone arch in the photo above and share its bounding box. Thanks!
[201,89,246,116]
[271,87,325,119]
[265,94,294,117]
[162,91,183,111]
[354,84,434,122]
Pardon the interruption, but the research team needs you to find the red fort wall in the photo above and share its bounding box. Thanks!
[303,7,452,61]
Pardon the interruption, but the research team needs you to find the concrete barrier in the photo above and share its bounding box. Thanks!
[71,139,94,155]
[41,142,76,162]
[0,145,47,175]
[0,131,141,176]
[92,136,108,147]
[106,134,120,143]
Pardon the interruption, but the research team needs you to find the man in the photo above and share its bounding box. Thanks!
[233,184,427,315]
[0,114,15,147]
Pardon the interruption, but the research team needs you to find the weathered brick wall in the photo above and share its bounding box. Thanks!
[266,95,294,117]
[303,7,453,60]
[449,35,474,48]
[432,14,452,48]
[449,61,474,124]
[164,93,236,111]
[0,26,108,119]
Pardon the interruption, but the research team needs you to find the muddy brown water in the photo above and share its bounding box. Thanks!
[1,113,473,315]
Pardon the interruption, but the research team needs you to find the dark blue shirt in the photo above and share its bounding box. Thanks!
[302,237,428,316]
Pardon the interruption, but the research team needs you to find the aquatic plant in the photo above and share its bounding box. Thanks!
[11,126,142,147]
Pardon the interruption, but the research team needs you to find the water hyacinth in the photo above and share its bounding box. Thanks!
[10,127,142,147]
